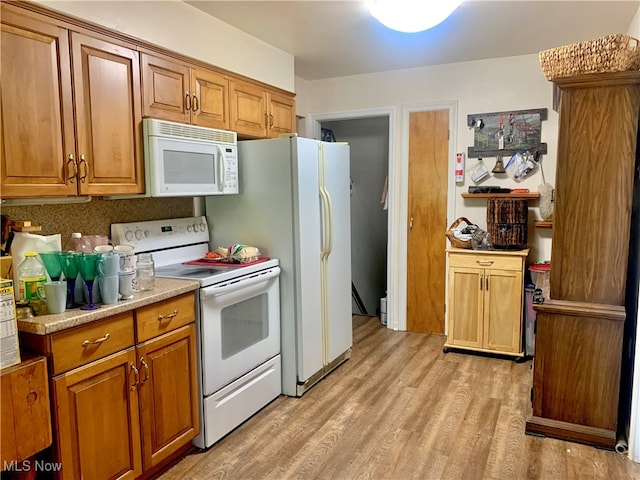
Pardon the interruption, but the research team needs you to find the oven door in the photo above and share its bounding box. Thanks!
[199,266,280,395]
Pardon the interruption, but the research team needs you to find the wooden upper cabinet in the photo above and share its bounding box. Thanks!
[141,53,230,130]
[267,90,296,138]
[0,5,77,197]
[230,78,296,138]
[0,5,144,198]
[71,32,144,196]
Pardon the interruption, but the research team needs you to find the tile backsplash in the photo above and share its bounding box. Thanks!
[2,197,194,246]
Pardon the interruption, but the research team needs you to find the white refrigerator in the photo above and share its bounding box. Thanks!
[204,136,352,396]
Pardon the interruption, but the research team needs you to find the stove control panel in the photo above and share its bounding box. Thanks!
[111,216,209,252]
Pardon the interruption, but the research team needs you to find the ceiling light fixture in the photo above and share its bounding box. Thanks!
[366,0,463,33]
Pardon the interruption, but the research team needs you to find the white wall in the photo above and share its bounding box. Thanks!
[296,53,557,263]
[34,0,295,92]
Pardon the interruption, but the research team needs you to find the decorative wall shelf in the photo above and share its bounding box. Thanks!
[461,193,540,199]
[534,221,553,228]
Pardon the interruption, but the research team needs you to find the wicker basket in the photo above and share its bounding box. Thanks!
[539,34,640,81]
[445,217,476,249]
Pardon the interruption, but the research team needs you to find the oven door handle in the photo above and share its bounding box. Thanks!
[200,267,281,298]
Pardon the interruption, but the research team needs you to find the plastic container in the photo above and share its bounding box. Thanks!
[17,251,47,314]
[524,287,536,356]
[135,253,155,291]
[529,262,551,286]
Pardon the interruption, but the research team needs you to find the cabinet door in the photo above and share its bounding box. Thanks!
[0,6,77,197]
[483,269,523,353]
[267,90,296,138]
[71,32,144,195]
[53,348,142,480]
[191,67,230,130]
[141,53,191,124]
[230,79,267,138]
[447,266,483,348]
[137,324,199,471]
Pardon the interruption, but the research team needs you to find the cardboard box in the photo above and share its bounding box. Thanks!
[1,255,12,279]
[0,279,20,369]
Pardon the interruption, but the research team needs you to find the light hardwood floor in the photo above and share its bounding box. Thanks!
[158,315,640,479]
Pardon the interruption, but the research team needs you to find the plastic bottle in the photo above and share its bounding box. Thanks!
[17,251,47,314]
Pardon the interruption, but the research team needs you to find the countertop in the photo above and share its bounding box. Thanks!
[17,277,200,335]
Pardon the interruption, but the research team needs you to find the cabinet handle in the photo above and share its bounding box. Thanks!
[81,332,110,347]
[129,362,139,390]
[78,155,88,183]
[192,95,199,112]
[67,154,77,183]
[486,276,489,290]
[269,114,274,127]
[185,92,191,111]
[476,260,494,266]
[139,357,149,385]
[409,217,414,230]
[158,309,178,321]
[479,274,483,291]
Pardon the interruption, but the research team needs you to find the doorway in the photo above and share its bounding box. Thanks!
[321,117,389,317]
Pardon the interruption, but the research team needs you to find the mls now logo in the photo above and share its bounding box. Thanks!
[3,460,63,472]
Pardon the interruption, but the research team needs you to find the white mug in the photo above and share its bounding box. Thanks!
[94,244,114,253]
[114,244,136,271]
[118,269,135,300]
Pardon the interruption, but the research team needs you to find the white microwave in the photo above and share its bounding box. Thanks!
[143,118,238,197]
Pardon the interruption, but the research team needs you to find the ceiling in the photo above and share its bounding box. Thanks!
[185,0,639,81]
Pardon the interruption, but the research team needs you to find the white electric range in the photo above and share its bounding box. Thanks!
[111,216,282,448]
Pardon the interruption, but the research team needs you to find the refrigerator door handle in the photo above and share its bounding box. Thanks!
[320,187,333,256]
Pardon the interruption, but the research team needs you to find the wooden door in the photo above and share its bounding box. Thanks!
[71,32,144,195]
[141,53,191,124]
[53,348,142,480]
[0,6,77,197]
[447,266,483,348]
[406,110,449,333]
[191,67,230,130]
[137,324,200,471]
[483,268,522,353]
[230,79,267,138]
[267,91,296,138]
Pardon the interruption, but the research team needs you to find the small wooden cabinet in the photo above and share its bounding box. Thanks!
[1,355,52,469]
[444,248,528,358]
[230,78,296,138]
[22,293,199,480]
[141,52,230,130]
[0,4,144,198]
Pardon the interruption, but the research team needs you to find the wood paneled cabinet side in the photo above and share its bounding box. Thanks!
[445,249,527,357]
[141,52,230,130]
[230,78,296,138]
[1,355,52,468]
[0,4,145,198]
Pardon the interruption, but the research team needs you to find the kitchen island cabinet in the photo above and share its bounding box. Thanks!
[444,248,528,358]
[18,280,200,480]
[141,52,230,130]
[230,78,296,138]
[0,3,144,198]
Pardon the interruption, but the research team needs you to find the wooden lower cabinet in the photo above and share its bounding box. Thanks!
[525,300,625,448]
[445,248,528,357]
[24,293,199,479]
[53,348,142,480]
[137,325,199,471]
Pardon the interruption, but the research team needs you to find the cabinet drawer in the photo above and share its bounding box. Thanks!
[50,312,134,375]
[135,293,195,342]
[448,253,523,271]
